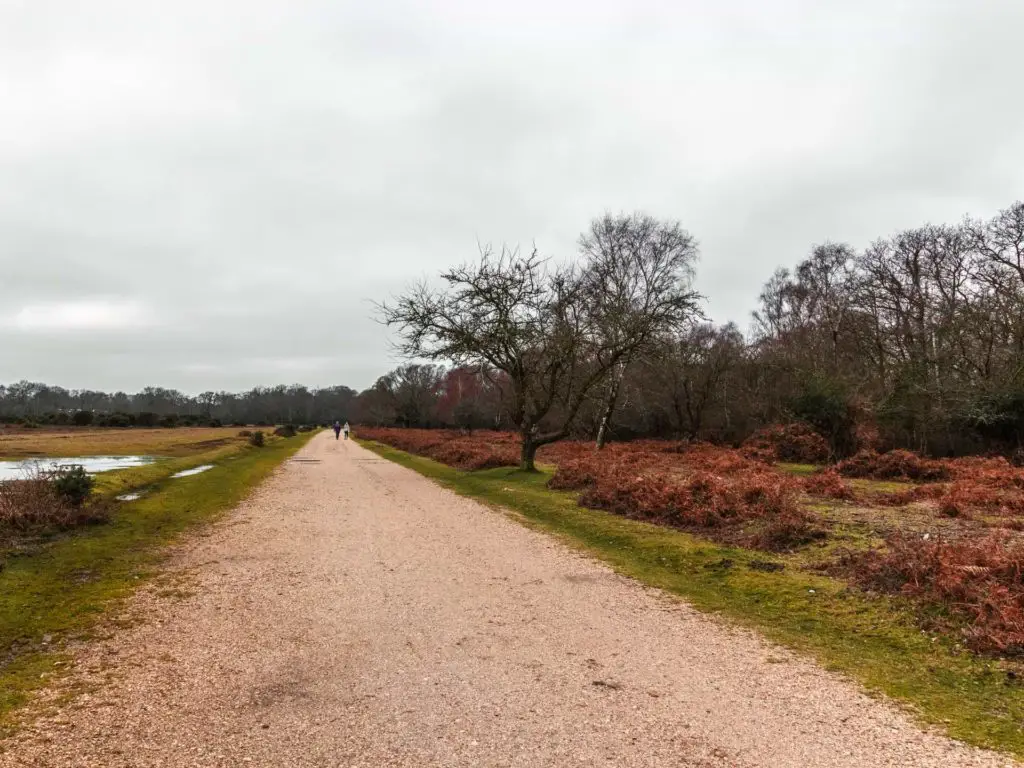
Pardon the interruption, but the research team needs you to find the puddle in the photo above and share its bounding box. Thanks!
[170,464,214,478]
[117,492,145,501]
[0,456,155,481]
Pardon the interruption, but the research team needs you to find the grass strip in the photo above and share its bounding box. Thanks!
[362,440,1024,758]
[0,432,315,733]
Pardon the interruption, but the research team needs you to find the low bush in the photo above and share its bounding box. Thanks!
[747,511,827,551]
[553,447,813,551]
[851,532,1024,656]
[72,410,94,427]
[836,449,951,482]
[97,412,133,428]
[273,425,297,438]
[741,423,830,464]
[0,470,108,531]
[358,427,519,470]
[801,468,855,500]
[50,465,94,507]
[249,430,265,447]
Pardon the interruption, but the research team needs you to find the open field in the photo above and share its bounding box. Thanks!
[0,430,315,734]
[0,426,246,460]
[357,428,1024,755]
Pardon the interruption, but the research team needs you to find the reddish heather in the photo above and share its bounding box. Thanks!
[851,532,1024,656]
[801,468,856,500]
[835,449,951,482]
[740,423,830,464]
[357,427,519,470]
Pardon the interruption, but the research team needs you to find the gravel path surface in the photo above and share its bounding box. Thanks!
[2,432,1018,767]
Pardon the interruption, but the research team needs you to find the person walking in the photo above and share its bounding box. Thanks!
[332,421,341,440]
[343,421,351,440]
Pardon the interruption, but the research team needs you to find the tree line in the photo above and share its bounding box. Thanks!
[380,203,1024,466]
[5,202,1023,466]
[0,383,358,427]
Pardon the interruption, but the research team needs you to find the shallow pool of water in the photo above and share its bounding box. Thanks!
[0,456,155,481]
[170,464,214,478]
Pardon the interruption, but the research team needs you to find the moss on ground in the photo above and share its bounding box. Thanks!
[362,440,1024,758]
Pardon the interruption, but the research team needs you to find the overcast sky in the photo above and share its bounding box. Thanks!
[2,0,1022,393]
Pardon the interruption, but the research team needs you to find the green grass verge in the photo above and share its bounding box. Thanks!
[361,440,1024,758]
[0,432,315,733]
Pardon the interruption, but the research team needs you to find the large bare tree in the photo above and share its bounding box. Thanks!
[579,213,703,448]
[381,219,703,469]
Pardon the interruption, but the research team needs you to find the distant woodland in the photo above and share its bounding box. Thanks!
[5,200,1024,459]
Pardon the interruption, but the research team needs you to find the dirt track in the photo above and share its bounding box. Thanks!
[2,432,1018,767]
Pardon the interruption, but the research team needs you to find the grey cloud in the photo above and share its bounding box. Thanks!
[2,0,1023,392]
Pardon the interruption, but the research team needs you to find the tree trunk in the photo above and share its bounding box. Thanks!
[596,364,625,450]
[595,397,616,450]
[520,435,539,472]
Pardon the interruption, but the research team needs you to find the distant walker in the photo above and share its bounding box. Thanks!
[332,421,341,440]
[343,421,350,440]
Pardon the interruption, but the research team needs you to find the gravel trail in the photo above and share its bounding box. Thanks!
[2,432,1018,767]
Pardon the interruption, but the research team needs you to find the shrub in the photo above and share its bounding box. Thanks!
[835,449,951,482]
[746,511,827,552]
[72,410,94,427]
[50,465,94,507]
[99,412,132,428]
[787,380,859,456]
[273,425,297,438]
[546,457,599,490]
[135,412,159,427]
[562,451,811,549]
[851,533,1024,655]
[937,490,969,518]
[249,430,265,447]
[0,470,108,531]
[0,476,65,529]
[801,469,855,500]
[741,423,830,464]
[358,427,519,470]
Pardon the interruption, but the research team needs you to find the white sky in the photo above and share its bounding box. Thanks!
[2,0,1022,392]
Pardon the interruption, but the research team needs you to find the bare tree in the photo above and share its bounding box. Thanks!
[579,213,703,448]
[794,242,857,373]
[644,324,743,439]
[381,233,701,469]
